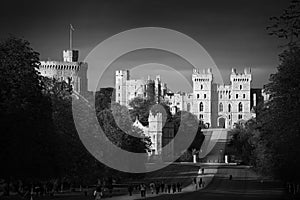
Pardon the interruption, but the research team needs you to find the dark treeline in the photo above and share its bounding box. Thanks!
[0,37,148,196]
[228,0,300,186]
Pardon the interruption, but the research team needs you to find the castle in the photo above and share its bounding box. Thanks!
[38,49,88,95]
[115,70,167,106]
[116,68,258,129]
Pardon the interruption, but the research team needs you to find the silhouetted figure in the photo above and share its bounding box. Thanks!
[172,183,176,193]
[155,182,160,194]
[176,182,181,192]
[167,184,171,193]
[128,184,133,196]
[94,186,102,200]
[149,182,155,194]
[160,181,165,193]
[199,178,203,188]
[140,183,146,197]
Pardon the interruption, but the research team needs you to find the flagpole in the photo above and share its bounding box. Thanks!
[69,25,72,50]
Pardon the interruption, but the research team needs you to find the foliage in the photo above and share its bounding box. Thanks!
[257,0,300,181]
[128,97,172,126]
[258,45,300,181]
[228,119,260,165]
[0,37,59,182]
[267,0,300,47]
[0,36,146,191]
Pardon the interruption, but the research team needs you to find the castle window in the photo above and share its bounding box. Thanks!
[228,104,231,112]
[238,102,243,112]
[240,85,242,90]
[238,114,243,119]
[236,94,238,99]
[220,94,222,99]
[229,95,231,99]
[204,94,206,99]
[201,85,203,90]
[200,114,203,119]
[199,102,204,112]
[243,94,246,98]
[228,115,231,119]
[118,93,120,97]
[118,86,120,89]
[219,103,223,112]
[197,94,199,99]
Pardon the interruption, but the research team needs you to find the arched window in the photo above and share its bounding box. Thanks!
[200,85,203,90]
[228,104,231,112]
[187,103,191,112]
[238,102,243,112]
[199,102,204,112]
[219,103,223,112]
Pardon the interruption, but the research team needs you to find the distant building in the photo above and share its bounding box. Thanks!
[116,68,264,159]
[164,68,260,129]
[133,111,174,160]
[115,70,167,106]
[38,49,88,95]
[117,68,260,129]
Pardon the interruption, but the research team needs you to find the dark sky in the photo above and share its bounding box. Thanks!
[0,0,290,89]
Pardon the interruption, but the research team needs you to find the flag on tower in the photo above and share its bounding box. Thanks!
[70,24,75,31]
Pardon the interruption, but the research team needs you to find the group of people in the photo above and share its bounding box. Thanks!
[128,181,183,197]
[193,177,205,190]
[93,178,114,200]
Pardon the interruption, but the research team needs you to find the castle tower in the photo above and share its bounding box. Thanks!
[230,68,252,125]
[148,112,163,155]
[38,50,88,95]
[63,50,79,62]
[115,70,130,105]
[192,68,213,126]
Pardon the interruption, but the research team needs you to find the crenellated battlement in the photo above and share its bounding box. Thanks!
[230,68,252,83]
[39,61,87,71]
[193,68,212,74]
[148,111,163,122]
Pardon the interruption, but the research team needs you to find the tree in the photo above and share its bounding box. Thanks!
[267,0,300,47]
[0,37,60,192]
[129,97,172,126]
[228,119,260,165]
[255,0,300,182]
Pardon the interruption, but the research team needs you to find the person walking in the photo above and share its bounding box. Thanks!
[149,182,155,194]
[193,177,198,190]
[167,183,171,193]
[155,182,160,195]
[160,181,165,193]
[199,178,203,188]
[176,182,181,192]
[140,183,146,198]
[128,184,133,196]
[94,186,102,200]
[172,183,176,193]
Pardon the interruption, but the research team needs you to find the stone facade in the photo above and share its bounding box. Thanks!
[38,50,88,95]
[133,112,162,155]
[117,68,258,129]
[133,111,174,160]
[115,70,167,106]
[165,68,255,129]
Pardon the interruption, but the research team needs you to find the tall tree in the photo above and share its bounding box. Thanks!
[0,37,59,189]
[257,0,300,181]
